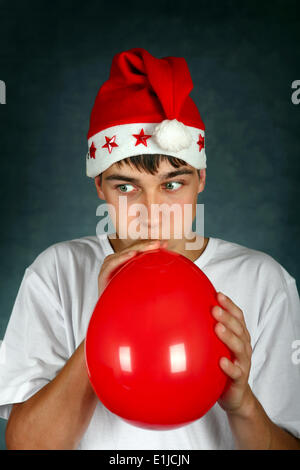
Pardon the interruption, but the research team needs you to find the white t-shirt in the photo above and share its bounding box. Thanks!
[0,234,300,450]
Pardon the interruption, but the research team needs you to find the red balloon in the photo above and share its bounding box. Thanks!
[85,247,232,430]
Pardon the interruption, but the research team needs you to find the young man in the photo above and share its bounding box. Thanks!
[1,48,300,450]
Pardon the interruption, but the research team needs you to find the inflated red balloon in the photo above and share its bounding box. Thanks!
[85,247,232,430]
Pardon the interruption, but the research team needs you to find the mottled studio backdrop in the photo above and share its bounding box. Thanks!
[0,0,299,449]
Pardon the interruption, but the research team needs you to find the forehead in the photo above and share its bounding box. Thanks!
[103,160,196,181]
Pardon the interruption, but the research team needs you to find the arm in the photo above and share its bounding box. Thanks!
[226,385,300,450]
[5,239,165,450]
[212,292,300,450]
[5,340,98,450]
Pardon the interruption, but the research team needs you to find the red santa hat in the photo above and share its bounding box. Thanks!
[86,47,206,177]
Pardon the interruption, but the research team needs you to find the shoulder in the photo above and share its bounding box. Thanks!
[27,235,106,278]
[212,237,295,289]
[210,238,298,335]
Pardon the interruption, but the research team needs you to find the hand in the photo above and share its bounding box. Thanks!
[212,292,254,417]
[98,239,168,297]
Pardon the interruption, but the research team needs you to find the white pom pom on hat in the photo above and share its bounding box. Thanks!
[152,118,193,152]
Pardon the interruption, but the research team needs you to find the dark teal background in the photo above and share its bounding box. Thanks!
[0,0,299,450]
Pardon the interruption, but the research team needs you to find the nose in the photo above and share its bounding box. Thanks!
[140,194,161,228]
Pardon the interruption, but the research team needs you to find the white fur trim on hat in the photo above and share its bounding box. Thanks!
[86,121,206,178]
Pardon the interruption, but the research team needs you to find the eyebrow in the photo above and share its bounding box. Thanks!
[104,168,195,184]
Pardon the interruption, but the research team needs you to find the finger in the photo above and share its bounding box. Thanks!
[245,342,253,357]
[217,292,251,341]
[138,241,163,252]
[212,306,245,338]
[219,357,243,381]
[217,292,245,323]
[215,322,246,360]
[107,249,137,265]
[101,250,137,278]
[122,239,161,254]
[160,240,169,249]
[103,240,163,276]
[212,307,252,355]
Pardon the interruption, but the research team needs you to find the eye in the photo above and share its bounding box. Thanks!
[164,181,184,191]
[115,183,135,193]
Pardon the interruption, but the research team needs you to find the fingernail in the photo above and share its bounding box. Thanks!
[218,292,226,301]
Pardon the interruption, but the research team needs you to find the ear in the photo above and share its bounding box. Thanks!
[197,169,206,194]
[94,175,106,200]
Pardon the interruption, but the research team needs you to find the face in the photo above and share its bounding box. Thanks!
[94,159,206,242]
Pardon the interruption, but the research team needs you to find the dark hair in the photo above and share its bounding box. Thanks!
[99,154,200,185]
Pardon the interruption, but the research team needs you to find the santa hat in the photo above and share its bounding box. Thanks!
[86,48,206,178]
